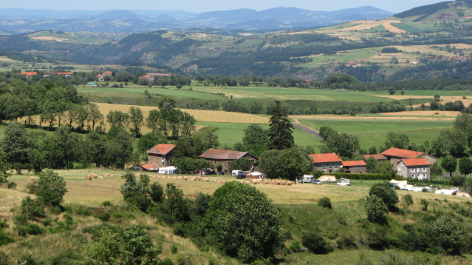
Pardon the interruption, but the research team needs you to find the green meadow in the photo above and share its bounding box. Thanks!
[299,118,453,150]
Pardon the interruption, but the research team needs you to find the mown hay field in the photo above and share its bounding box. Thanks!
[94,103,269,124]
[5,169,471,211]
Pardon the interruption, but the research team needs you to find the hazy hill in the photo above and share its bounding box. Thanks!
[0,6,392,33]
[394,0,472,21]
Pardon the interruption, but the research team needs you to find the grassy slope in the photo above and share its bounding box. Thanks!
[299,118,453,150]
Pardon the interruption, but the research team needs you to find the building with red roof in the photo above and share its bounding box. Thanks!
[397,158,430,180]
[381,147,436,169]
[57,72,72,77]
[19,72,37,78]
[137,163,159,172]
[342,160,367,174]
[147,144,176,167]
[309,153,342,173]
[199,148,258,172]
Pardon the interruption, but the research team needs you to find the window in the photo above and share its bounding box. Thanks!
[410,169,415,173]
[411,175,415,179]
[417,168,420,172]
[422,168,427,172]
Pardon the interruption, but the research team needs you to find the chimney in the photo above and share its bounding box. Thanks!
[319,154,321,157]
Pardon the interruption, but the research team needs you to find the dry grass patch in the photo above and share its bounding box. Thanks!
[31,36,70,42]
[381,111,461,116]
[94,103,269,124]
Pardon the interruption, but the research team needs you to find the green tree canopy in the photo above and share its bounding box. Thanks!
[459,157,472,177]
[441,155,457,177]
[36,170,68,206]
[267,101,294,150]
[203,182,285,263]
[259,148,312,180]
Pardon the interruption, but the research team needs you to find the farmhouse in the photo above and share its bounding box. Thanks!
[309,153,342,173]
[396,158,430,180]
[143,73,172,82]
[19,72,37,78]
[342,160,367,174]
[381,147,436,169]
[57,72,72,77]
[147,144,176,167]
[363,154,388,161]
[137,163,159,172]
[198,148,258,172]
[95,74,105,82]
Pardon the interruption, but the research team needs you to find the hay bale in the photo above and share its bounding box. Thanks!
[249,180,254,185]
[287,181,293,186]
[182,177,188,180]
[84,175,92,181]
[276,180,282,185]
[91,174,98,179]
[27,176,35,182]
[202,178,209,182]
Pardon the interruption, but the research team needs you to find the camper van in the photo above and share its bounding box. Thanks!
[232,170,246,179]
[297,175,314,183]
[159,166,179,175]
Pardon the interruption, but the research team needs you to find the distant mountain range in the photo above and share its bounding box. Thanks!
[0,6,392,34]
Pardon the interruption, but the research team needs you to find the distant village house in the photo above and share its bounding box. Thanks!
[147,144,176,167]
[309,153,342,173]
[199,148,258,172]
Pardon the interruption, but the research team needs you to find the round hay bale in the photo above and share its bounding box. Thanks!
[203,178,209,182]
[183,177,188,180]
[287,181,293,186]
[91,174,98,179]
[27,176,35,182]
[84,176,92,181]
[276,180,282,185]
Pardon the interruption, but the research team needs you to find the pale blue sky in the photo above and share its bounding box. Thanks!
[1,0,446,13]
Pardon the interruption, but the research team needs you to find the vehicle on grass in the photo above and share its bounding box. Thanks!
[337,178,351,186]
[159,166,179,175]
[232,170,244,177]
[312,179,323,185]
[246,172,264,180]
[297,175,314,183]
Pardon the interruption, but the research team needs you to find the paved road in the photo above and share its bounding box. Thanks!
[291,123,324,141]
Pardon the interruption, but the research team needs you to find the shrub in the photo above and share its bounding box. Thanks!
[15,225,29,236]
[195,192,211,217]
[301,231,333,254]
[403,194,413,207]
[422,188,429,192]
[173,223,185,237]
[336,235,357,249]
[369,183,399,209]
[318,197,332,209]
[27,224,43,235]
[102,201,112,207]
[366,227,389,250]
[149,182,165,203]
[0,252,8,265]
[365,195,388,224]
[20,196,45,220]
[420,199,429,211]
[97,212,110,222]
[203,182,285,263]
[0,230,13,246]
[42,218,52,226]
[171,245,178,254]
[52,205,62,215]
[450,176,465,187]
[290,241,303,252]
[7,182,16,189]
[429,216,464,255]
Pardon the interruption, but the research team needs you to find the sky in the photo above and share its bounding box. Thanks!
[0,0,448,13]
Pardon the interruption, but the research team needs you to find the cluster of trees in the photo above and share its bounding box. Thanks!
[136,74,191,87]
[121,173,285,263]
[319,127,360,158]
[0,79,87,122]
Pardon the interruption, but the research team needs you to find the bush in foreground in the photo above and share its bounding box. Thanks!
[203,182,285,263]
[301,231,333,254]
[318,197,332,209]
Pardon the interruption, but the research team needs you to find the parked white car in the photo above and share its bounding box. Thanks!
[337,178,351,186]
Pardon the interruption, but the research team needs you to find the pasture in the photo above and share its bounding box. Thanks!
[298,118,453,150]
[196,121,321,147]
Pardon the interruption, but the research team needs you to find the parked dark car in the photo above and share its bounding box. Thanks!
[236,173,246,179]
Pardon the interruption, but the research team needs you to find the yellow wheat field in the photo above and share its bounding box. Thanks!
[94,103,269,124]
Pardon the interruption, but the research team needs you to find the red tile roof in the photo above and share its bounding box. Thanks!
[342,160,367,167]
[309,153,342,163]
[139,163,159,171]
[381,148,422,159]
[96,74,104,77]
[402,158,430,167]
[147,144,176,156]
[363,154,387,160]
[199,148,253,160]
[57,72,72,75]
[103,71,112,75]
[20,72,37,75]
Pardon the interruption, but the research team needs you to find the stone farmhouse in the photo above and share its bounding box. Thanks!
[199,148,258,172]
[396,158,431,180]
[342,160,367,174]
[147,144,176,168]
[309,153,342,173]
